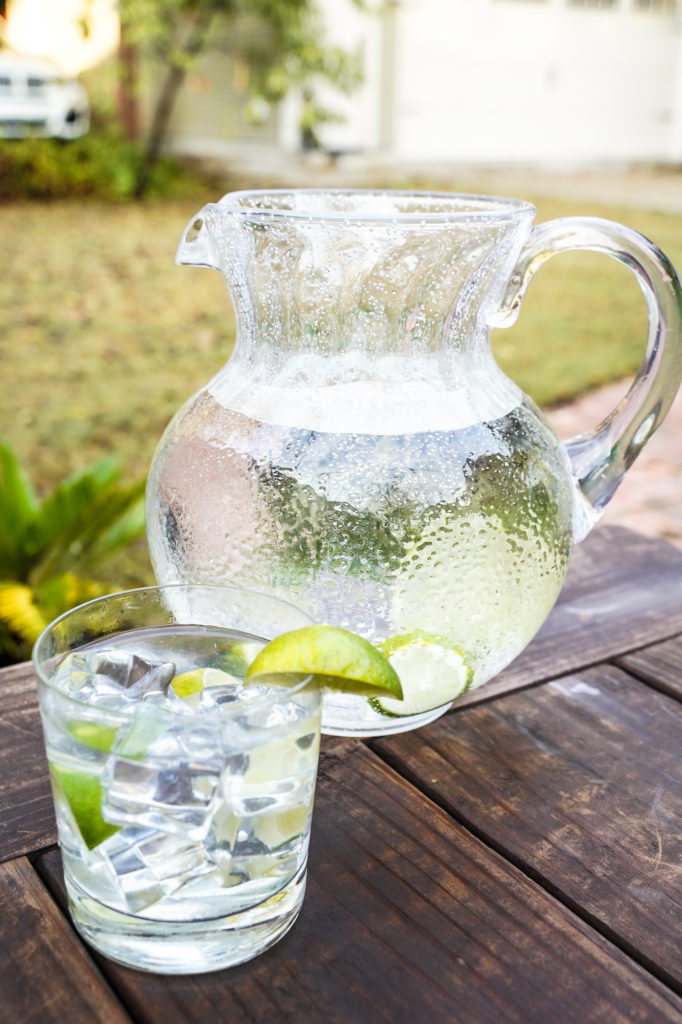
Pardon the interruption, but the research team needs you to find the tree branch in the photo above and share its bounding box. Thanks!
[134,4,219,196]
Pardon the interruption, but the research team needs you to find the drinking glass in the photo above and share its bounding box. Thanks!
[33,584,320,974]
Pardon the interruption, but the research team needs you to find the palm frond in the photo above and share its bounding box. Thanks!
[83,488,147,566]
[31,476,146,583]
[0,447,149,665]
[27,457,120,563]
[0,445,39,576]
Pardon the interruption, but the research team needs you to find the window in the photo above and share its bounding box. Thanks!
[567,0,617,8]
[634,0,676,11]
[27,76,46,93]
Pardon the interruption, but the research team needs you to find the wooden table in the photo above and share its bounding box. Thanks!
[1,525,681,1023]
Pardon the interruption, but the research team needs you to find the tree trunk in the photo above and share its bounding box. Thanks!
[118,30,139,141]
[134,5,218,197]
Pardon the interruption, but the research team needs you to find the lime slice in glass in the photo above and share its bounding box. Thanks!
[65,720,120,753]
[253,806,310,852]
[370,630,473,717]
[244,625,403,699]
[170,666,240,706]
[214,640,265,678]
[49,763,119,850]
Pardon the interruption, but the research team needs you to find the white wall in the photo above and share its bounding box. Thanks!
[311,0,682,166]
[280,0,385,153]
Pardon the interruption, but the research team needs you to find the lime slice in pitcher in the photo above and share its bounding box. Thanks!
[369,630,473,718]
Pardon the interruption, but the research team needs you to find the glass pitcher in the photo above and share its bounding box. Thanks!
[146,190,682,736]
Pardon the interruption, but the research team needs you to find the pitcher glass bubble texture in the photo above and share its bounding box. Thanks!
[146,190,682,736]
[33,585,321,974]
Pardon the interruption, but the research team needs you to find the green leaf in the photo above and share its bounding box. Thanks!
[0,446,148,665]
[33,574,110,629]
[77,483,146,569]
[31,475,146,584]
[0,445,39,576]
[30,458,120,556]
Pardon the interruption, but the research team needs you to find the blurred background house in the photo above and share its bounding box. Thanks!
[307,0,682,168]
[1,0,680,169]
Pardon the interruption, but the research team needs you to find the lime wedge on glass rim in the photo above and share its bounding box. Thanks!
[244,625,403,699]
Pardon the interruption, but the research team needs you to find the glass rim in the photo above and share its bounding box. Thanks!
[32,582,317,713]
[214,187,537,224]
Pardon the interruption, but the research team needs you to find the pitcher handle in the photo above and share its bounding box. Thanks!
[495,217,682,542]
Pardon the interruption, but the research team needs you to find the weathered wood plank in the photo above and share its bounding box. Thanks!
[616,633,682,702]
[0,661,55,863]
[0,856,130,1023]
[36,741,682,1024]
[373,664,682,991]
[452,526,682,709]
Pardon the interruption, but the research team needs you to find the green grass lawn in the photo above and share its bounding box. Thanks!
[1,183,680,587]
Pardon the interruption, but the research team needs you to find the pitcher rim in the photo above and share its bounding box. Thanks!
[214,188,536,224]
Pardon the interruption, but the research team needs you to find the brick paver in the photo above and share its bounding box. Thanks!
[547,380,682,550]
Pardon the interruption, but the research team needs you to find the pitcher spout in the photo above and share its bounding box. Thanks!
[176,206,221,271]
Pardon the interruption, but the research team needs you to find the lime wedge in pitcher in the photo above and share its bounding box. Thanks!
[370,630,473,717]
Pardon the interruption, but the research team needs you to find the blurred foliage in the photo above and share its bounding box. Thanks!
[119,0,363,99]
[118,0,363,194]
[0,446,146,665]
[0,129,207,202]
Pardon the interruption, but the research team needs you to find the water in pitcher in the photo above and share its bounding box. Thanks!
[147,366,574,736]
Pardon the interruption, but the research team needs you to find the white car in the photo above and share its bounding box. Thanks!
[0,52,89,140]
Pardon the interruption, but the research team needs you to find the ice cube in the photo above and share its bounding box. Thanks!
[58,650,176,702]
[102,829,164,912]
[89,651,176,699]
[197,684,242,710]
[102,825,216,913]
[238,691,311,734]
[101,707,227,838]
[232,834,270,857]
[203,816,260,887]
[206,810,306,889]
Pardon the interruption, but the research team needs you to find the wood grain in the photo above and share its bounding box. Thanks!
[0,856,130,1023]
[451,526,682,709]
[373,664,682,992]
[616,633,682,702]
[36,741,682,1024]
[0,661,55,863]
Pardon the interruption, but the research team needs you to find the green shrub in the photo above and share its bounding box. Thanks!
[0,130,204,202]
[0,445,147,665]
